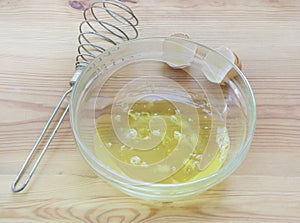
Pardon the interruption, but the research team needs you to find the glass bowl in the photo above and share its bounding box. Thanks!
[70,37,256,200]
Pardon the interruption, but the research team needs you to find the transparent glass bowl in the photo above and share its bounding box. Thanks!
[70,37,256,200]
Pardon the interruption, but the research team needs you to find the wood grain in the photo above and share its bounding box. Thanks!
[0,0,300,222]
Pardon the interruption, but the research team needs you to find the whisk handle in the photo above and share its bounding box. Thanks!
[11,87,73,193]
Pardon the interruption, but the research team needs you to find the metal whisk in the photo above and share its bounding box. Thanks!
[11,0,139,193]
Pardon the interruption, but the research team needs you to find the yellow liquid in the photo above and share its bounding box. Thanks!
[95,99,229,184]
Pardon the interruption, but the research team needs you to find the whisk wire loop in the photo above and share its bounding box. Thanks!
[11,88,72,192]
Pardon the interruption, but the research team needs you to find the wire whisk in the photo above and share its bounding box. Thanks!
[11,0,139,193]
[76,0,138,69]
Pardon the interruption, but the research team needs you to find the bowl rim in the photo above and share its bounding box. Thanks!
[70,36,256,189]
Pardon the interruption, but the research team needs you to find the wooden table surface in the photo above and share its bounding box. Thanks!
[0,0,299,222]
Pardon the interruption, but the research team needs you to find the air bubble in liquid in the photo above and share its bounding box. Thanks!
[114,115,121,122]
[105,142,112,148]
[152,129,160,136]
[174,130,182,140]
[120,145,126,151]
[194,160,201,170]
[195,154,203,160]
[128,128,137,138]
[171,115,177,121]
[141,161,148,167]
[130,156,141,165]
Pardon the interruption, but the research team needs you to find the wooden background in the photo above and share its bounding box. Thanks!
[0,0,299,222]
